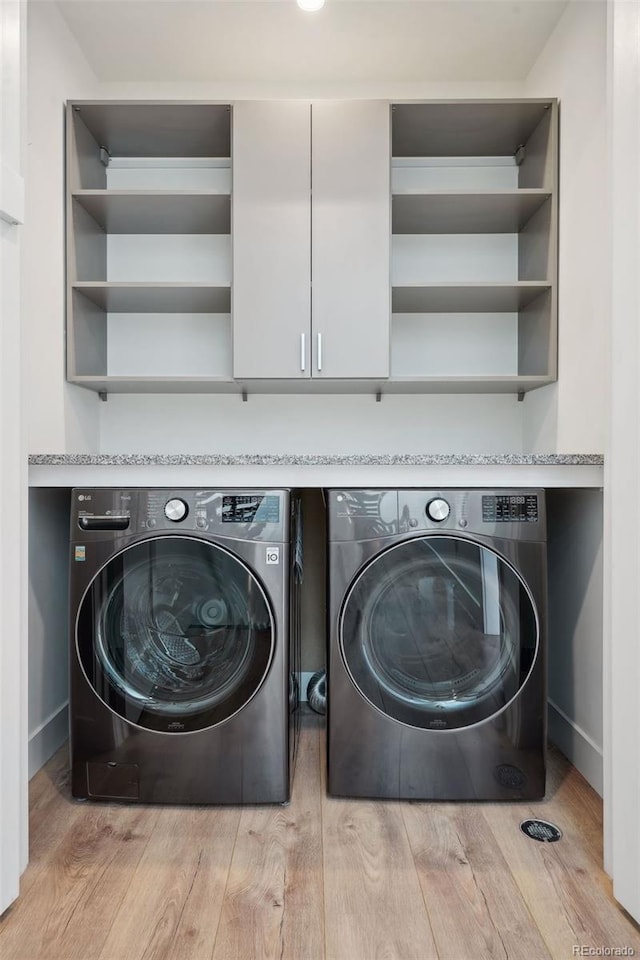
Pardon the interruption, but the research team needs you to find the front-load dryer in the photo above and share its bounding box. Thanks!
[326,489,547,801]
[69,488,301,804]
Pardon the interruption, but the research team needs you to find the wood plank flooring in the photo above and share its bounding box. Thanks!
[2,709,639,960]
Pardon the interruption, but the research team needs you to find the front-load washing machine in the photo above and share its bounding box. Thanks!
[326,489,547,800]
[70,488,301,804]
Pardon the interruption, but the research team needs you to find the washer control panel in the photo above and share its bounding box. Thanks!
[144,490,282,534]
[72,489,289,542]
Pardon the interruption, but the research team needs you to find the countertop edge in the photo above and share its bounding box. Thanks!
[28,453,605,466]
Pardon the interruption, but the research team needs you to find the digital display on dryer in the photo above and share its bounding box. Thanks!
[482,495,538,522]
[221,495,280,523]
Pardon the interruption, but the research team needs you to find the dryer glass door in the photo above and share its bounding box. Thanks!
[340,535,539,730]
[76,535,274,733]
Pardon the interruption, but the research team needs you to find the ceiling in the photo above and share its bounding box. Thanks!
[54,0,569,84]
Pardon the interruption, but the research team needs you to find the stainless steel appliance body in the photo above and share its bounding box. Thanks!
[70,488,301,804]
[326,489,547,800]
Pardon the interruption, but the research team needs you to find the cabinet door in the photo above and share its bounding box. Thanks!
[233,101,311,379]
[311,101,390,379]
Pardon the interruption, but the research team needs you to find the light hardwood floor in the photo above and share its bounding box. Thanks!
[1,709,639,960]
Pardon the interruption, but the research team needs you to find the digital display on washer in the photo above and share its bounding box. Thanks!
[482,494,538,522]
[221,495,280,523]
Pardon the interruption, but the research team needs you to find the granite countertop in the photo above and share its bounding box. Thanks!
[29,453,604,466]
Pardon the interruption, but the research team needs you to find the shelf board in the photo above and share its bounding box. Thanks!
[73,282,231,313]
[392,101,554,157]
[392,190,551,234]
[70,102,231,157]
[69,376,238,394]
[384,375,555,394]
[72,191,231,234]
[67,374,554,396]
[392,282,551,314]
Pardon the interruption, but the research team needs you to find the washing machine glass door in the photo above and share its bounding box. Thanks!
[340,535,539,730]
[76,536,274,733]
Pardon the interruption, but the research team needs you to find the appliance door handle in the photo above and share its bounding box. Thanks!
[300,332,306,372]
[317,333,323,372]
[78,516,130,531]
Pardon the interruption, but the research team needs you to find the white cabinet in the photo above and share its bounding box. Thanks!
[232,101,311,380]
[66,102,234,393]
[233,100,390,381]
[311,101,390,379]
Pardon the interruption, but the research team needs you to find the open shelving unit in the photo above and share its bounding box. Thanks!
[389,99,558,394]
[64,98,559,397]
[66,101,233,392]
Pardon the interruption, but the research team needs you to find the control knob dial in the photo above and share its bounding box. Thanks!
[426,498,450,522]
[164,498,189,522]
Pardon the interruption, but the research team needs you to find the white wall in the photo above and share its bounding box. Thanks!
[520,1,607,794]
[30,7,612,459]
[27,489,71,778]
[605,0,640,918]
[24,1,100,454]
[97,79,526,102]
[547,489,603,793]
[20,0,101,789]
[99,393,523,454]
[523,0,608,454]
[0,0,27,916]
[22,2,609,460]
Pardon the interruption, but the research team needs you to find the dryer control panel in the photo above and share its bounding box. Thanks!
[326,489,546,542]
[398,489,545,541]
[481,494,539,523]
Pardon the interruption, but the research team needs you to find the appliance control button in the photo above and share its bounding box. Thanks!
[426,498,450,522]
[165,498,189,522]
[147,517,157,528]
[459,518,468,528]
[196,517,207,529]
[409,518,418,528]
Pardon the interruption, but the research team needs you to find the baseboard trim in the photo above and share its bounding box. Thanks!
[548,698,603,796]
[28,702,68,779]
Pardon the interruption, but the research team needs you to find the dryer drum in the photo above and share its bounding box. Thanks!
[340,535,539,731]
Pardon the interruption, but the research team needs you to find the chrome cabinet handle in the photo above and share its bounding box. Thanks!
[317,333,323,372]
[300,332,306,372]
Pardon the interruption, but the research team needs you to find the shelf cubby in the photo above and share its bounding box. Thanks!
[389,99,558,391]
[66,101,233,390]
